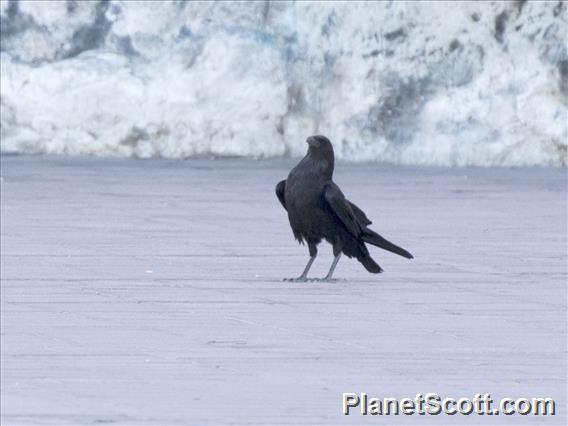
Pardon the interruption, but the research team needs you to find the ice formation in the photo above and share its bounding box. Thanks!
[0,0,566,166]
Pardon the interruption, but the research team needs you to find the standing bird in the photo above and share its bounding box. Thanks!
[276,135,413,281]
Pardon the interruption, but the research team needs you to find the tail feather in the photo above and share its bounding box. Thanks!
[358,253,383,273]
[362,229,414,259]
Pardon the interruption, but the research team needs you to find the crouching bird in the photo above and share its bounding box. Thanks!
[275,135,413,281]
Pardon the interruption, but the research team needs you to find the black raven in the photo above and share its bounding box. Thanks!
[276,135,413,281]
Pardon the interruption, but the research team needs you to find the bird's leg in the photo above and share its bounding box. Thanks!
[285,243,317,282]
[317,253,341,282]
[284,255,316,282]
[300,255,317,279]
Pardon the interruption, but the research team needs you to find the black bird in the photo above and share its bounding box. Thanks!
[276,135,413,281]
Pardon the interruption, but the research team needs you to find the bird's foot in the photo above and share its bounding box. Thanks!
[309,277,339,283]
[283,276,308,282]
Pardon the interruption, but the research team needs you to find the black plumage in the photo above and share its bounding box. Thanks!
[276,135,413,281]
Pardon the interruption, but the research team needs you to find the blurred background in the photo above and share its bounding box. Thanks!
[0,0,566,166]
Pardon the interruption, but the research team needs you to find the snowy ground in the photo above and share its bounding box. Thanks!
[1,155,566,425]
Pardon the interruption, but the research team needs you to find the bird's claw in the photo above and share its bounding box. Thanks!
[283,277,308,282]
[284,277,341,283]
[308,277,339,283]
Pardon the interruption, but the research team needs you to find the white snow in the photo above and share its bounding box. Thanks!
[1,156,566,424]
[1,1,567,166]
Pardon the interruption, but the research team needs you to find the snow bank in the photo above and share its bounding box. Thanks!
[0,1,566,166]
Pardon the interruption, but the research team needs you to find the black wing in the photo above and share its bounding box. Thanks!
[275,180,287,210]
[348,200,372,226]
[325,183,414,259]
[323,182,362,237]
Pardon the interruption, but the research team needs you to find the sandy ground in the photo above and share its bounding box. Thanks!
[1,156,566,425]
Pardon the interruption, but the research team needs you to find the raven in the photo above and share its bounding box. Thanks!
[276,135,413,281]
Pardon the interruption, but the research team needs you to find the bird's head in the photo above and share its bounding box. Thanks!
[305,135,334,178]
[306,135,334,159]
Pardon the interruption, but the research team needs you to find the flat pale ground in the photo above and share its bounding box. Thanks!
[1,156,566,425]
